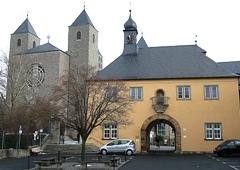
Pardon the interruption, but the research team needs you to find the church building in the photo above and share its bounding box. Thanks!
[8,8,102,102]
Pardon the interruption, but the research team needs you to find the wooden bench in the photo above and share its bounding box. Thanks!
[33,157,62,167]
[109,156,121,167]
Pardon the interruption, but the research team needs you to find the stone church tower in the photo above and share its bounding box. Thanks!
[68,9,102,70]
[9,17,40,57]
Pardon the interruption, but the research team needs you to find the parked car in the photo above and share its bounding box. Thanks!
[214,139,240,157]
[99,139,135,156]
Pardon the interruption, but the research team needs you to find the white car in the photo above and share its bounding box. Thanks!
[99,139,135,156]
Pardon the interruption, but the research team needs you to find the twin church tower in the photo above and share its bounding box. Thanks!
[9,8,102,71]
[8,8,104,101]
[8,7,143,101]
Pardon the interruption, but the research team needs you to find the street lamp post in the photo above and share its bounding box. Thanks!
[39,129,43,146]
[18,126,22,149]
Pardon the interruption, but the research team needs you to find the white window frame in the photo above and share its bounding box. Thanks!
[205,123,222,140]
[130,87,143,100]
[103,124,118,139]
[204,85,219,100]
[177,86,191,100]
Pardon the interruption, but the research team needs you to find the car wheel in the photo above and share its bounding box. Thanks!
[218,151,227,157]
[126,149,133,156]
[101,149,107,155]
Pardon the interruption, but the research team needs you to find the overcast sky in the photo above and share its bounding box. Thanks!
[1,0,240,67]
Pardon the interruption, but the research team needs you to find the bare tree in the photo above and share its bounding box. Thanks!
[0,52,27,117]
[0,52,57,147]
[53,66,132,163]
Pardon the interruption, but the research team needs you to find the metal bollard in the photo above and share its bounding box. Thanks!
[57,151,61,162]
[27,155,30,170]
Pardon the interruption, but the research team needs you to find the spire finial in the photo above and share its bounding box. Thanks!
[195,34,198,45]
[129,1,132,14]
[84,1,86,9]
[141,32,143,37]
[47,34,51,43]
[27,11,29,19]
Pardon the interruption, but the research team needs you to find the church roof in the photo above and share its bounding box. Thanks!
[70,9,95,28]
[137,36,148,48]
[218,61,240,75]
[25,43,62,54]
[97,45,237,80]
[13,18,38,37]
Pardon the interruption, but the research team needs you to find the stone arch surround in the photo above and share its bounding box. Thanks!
[140,114,181,153]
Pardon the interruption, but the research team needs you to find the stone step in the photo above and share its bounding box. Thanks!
[43,143,99,154]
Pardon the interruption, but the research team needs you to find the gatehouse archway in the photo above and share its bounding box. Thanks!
[141,114,181,153]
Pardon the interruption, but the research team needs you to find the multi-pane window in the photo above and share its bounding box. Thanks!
[177,86,191,99]
[204,85,219,99]
[130,87,143,100]
[205,123,222,140]
[103,124,117,139]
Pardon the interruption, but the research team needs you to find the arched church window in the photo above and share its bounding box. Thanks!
[93,34,95,43]
[33,41,36,48]
[77,31,81,40]
[17,39,21,46]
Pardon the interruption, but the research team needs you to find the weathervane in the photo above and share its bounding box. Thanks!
[47,35,51,43]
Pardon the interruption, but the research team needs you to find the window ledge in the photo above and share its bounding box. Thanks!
[102,138,117,140]
[204,138,223,141]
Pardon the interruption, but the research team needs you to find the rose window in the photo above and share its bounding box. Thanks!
[26,63,45,87]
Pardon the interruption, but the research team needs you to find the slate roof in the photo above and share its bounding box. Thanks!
[13,18,38,37]
[137,37,148,48]
[25,43,63,54]
[218,61,240,75]
[70,9,95,28]
[97,45,237,80]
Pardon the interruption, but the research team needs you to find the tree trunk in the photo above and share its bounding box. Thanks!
[81,137,87,165]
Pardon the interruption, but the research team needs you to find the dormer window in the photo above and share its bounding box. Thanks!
[77,31,81,40]
[33,41,36,48]
[17,39,21,46]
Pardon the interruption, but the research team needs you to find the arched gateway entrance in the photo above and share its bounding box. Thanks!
[141,114,181,153]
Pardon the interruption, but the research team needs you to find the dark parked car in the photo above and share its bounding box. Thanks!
[214,139,240,157]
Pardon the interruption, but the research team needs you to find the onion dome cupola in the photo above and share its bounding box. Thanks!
[123,10,138,56]
[124,10,138,33]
